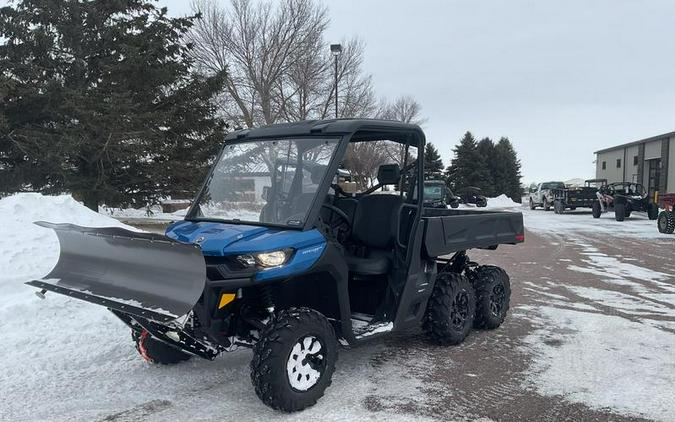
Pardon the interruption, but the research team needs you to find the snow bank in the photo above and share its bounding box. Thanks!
[0,193,134,283]
[486,194,521,208]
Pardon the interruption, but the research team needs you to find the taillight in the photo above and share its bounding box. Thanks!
[515,233,525,242]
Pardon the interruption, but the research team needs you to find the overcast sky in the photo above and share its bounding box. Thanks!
[5,0,670,183]
[158,0,675,183]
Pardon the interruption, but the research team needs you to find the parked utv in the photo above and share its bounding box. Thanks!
[593,182,659,221]
[27,120,524,412]
[657,193,675,234]
[552,179,606,214]
[529,181,565,211]
[423,180,460,209]
[457,186,488,207]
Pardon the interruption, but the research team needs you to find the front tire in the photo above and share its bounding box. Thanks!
[592,201,601,218]
[657,210,675,234]
[554,200,564,214]
[250,308,337,412]
[132,329,192,365]
[544,198,551,211]
[424,272,476,345]
[472,266,511,329]
[529,198,536,210]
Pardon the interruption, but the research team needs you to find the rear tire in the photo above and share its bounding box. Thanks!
[592,201,601,218]
[250,308,337,412]
[472,266,511,329]
[132,329,192,365]
[476,197,487,207]
[648,203,659,220]
[424,272,476,345]
[615,203,626,221]
[657,211,675,234]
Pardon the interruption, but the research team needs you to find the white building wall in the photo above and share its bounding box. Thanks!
[596,149,624,183]
[624,145,639,182]
[669,137,675,193]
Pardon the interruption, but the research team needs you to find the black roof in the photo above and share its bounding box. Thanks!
[224,118,425,146]
[595,130,675,154]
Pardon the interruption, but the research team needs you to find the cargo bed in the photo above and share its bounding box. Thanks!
[422,208,524,257]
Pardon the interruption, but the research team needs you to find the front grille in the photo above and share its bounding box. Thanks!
[204,256,256,280]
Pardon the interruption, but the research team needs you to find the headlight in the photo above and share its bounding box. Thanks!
[236,249,292,268]
[256,250,289,267]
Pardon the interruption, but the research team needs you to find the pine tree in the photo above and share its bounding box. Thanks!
[476,137,496,196]
[423,142,444,180]
[492,137,523,202]
[445,131,491,193]
[0,0,226,209]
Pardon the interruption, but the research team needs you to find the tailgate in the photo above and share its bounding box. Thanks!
[422,210,524,257]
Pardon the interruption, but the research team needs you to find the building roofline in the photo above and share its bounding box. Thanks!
[595,130,675,154]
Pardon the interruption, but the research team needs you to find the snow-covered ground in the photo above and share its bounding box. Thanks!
[517,205,675,421]
[2,192,674,421]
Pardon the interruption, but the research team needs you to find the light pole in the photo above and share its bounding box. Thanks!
[330,43,342,118]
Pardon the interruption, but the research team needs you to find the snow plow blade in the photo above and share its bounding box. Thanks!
[27,222,206,323]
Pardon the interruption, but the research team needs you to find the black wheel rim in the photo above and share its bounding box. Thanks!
[489,283,506,317]
[450,290,470,329]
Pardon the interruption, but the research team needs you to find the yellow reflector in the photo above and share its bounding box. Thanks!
[218,293,236,309]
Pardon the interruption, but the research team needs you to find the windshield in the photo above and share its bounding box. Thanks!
[191,137,340,227]
[424,185,444,200]
[542,182,564,189]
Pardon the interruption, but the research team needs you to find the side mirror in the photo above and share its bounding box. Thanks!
[261,186,270,201]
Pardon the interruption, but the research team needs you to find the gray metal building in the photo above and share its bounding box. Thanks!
[595,131,675,198]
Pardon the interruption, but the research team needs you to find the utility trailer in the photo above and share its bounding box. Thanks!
[657,193,675,234]
[26,119,524,412]
[552,179,605,214]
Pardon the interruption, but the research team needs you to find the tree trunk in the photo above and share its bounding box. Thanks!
[82,192,99,211]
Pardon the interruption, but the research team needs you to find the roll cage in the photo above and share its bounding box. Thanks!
[187,119,427,232]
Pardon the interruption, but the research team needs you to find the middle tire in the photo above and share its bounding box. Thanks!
[250,307,337,412]
[424,272,476,345]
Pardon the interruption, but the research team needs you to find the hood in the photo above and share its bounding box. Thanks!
[166,220,325,256]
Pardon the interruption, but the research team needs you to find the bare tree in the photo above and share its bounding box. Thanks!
[377,95,427,125]
[188,0,376,128]
[342,141,390,189]
[376,95,426,165]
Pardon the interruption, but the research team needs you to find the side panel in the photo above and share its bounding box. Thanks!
[422,210,524,257]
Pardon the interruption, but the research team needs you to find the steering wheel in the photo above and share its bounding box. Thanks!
[321,203,351,230]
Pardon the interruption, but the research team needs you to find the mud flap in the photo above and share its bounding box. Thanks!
[27,222,206,323]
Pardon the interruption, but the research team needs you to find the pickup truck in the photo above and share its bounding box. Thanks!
[529,181,565,211]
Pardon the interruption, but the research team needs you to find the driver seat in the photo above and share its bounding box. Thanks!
[344,164,402,275]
